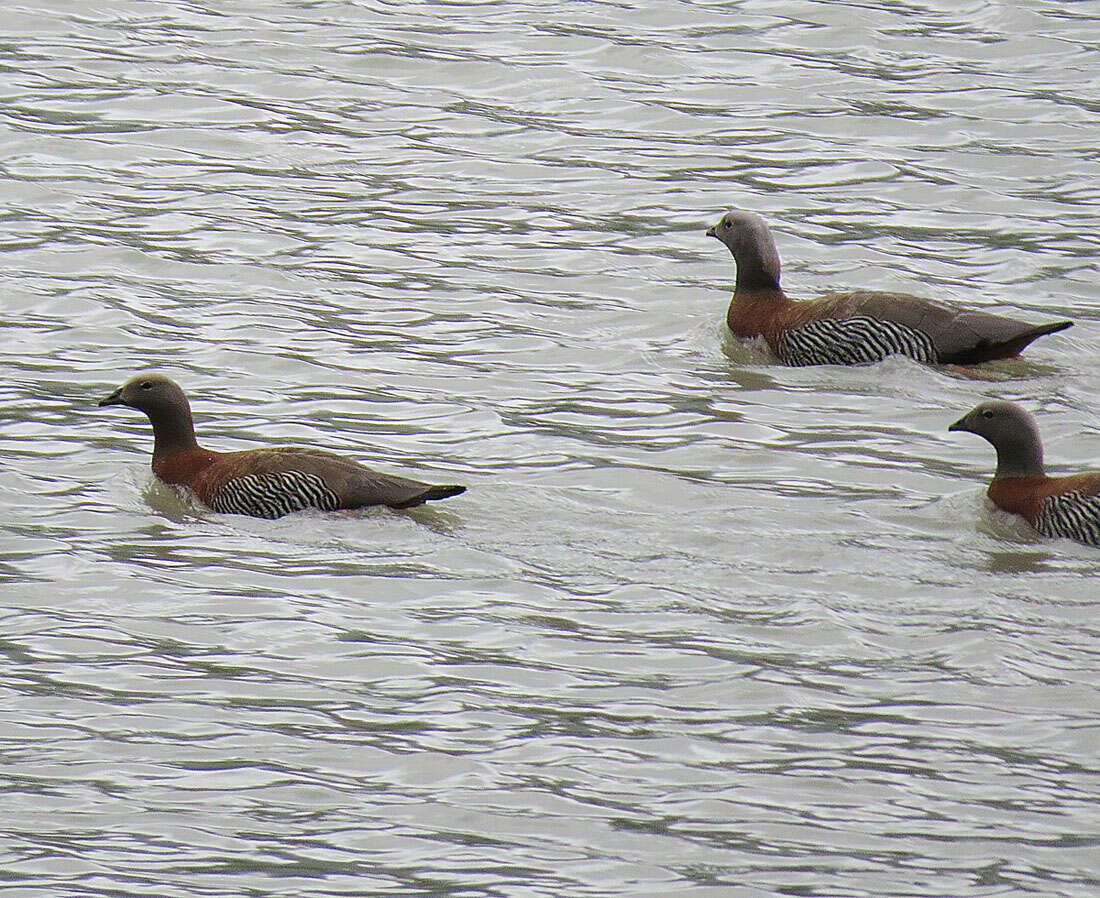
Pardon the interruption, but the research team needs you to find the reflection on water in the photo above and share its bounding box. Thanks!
[1,1,1098,896]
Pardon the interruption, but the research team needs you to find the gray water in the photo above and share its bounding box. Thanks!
[2,1,1099,895]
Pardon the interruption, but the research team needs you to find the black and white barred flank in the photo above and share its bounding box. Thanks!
[777,315,938,366]
[1037,491,1100,547]
[210,471,342,519]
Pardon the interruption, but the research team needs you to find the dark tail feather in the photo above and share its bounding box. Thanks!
[389,484,466,509]
[1022,319,1073,340]
[943,319,1072,365]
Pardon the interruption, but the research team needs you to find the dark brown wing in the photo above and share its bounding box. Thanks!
[809,291,1071,362]
[196,447,464,513]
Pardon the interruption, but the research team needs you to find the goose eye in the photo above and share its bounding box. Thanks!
[140,381,154,390]
[981,409,994,419]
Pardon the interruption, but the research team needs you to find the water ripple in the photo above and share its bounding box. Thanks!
[1,1,1099,896]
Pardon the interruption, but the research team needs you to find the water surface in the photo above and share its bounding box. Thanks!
[2,1,1099,895]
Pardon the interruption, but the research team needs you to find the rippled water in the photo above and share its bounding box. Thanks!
[2,1,1099,895]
